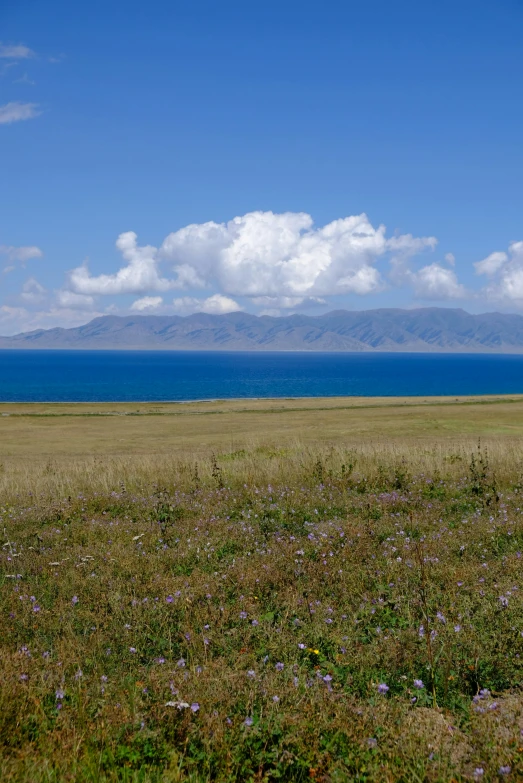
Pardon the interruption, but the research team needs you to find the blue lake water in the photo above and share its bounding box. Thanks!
[1,350,523,402]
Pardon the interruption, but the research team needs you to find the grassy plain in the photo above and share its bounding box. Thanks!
[1,396,523,781]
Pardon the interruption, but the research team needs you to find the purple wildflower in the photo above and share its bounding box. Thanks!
[275,662,284,671]
[190,702,200,712]
[377,683,389,694]
[71,596,79,606]
[413,679,424,689]
[244,716,253,726]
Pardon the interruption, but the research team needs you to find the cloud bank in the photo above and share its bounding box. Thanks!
[15,209,523,334]
[68,211,438,310]
[475,241,523,302]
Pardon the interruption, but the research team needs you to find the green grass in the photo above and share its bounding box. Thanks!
[1,430,523,781]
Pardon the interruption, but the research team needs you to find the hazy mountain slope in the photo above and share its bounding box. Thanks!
[3,308,523,352]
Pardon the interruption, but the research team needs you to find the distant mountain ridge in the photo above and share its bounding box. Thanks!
[3,308,523,353]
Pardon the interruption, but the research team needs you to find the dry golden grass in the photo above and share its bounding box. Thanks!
[2,395,523,501]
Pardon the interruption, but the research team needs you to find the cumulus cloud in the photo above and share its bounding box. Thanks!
[0,244,43,263]
[160,211,436,299]
[69,231,175,295]
[0,101,40,124]
[62,212,437,313]
[56,290,95,310]
[0,44,35,59]
[475,241,523,302]
[410,263,466,300]
[130,296,163,312]
[172,294,241,316]
[20,277,46,303]
[475,250,509,277]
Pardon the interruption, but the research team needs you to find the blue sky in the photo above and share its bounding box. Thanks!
[1,0,523,333]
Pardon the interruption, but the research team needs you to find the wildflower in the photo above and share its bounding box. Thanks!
[190,702,200,712]
[129,647,136,653]
[499,596,509,608]
[377,683,389,694]
[473,769,484,778]
[43,651,50,659]
[298,643,306,649]
[33,604,41,613]
[499,766,511,775]
[19,673,28,681]
[101,675,108,683]
[247,670,256,679]
[413,679,424,689]
[244,716,253,726]
[436,612,446,624]
[176,658,186,668]
[71,596,79,606]
[239,611,247,619]
[166,595,173,603]
[275,662,284,671]
[251,619,258,626]
[55,688,65,700]
[323,674,332,683]
[272,695,280,702]
[155,657,166,664]
[293,676,299,687]
[75,669,83,680]
[418,625,425,637]
[366,738,377,748]
[454,624,461,633]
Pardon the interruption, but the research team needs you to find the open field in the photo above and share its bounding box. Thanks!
[2,395,523,459]
[1,397,523,780]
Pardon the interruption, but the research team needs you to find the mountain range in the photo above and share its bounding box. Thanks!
[3,308,523,353]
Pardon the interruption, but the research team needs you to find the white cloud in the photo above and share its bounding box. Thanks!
[474,251,509,277]
[161,211,436,300]
[0,101,40,124]
[62,212,436,311]
[69,231,175,295]
[21,277,46,303]
[0,244,43,262]
[250,295,326,309]
[130,296,163,312]
[56,290,95,310]
[445,253,455,267]
[475,241,523,302]
[172,294,241,315]
[0,44,35,59]
[0,305,104,336]
[410,263,466,300]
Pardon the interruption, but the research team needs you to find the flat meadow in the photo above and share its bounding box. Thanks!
[2,396,523,781]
